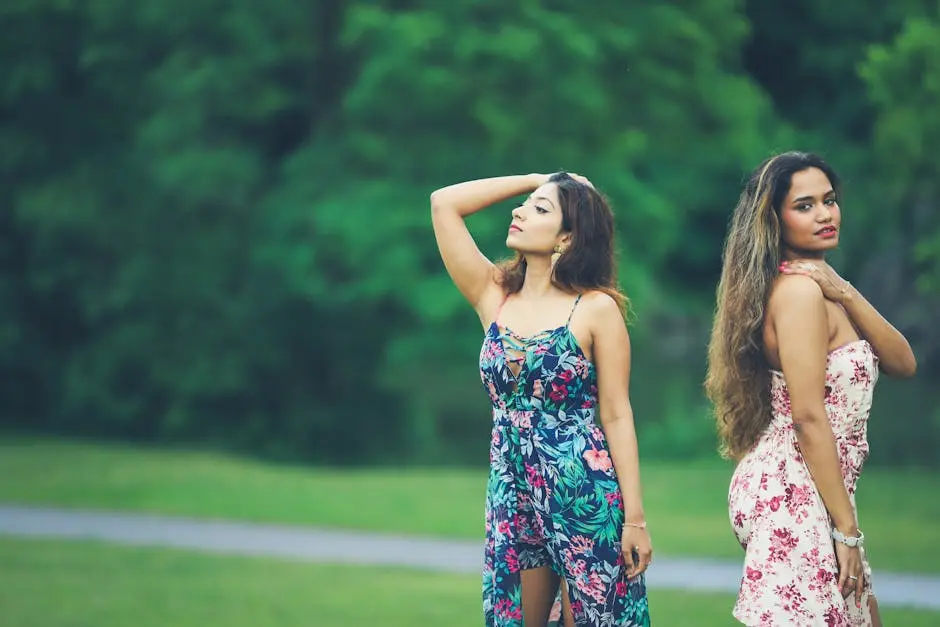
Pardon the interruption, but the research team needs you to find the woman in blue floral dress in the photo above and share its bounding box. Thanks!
[431,172,652,626]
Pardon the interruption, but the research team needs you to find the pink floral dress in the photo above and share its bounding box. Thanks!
[729,340,879,626]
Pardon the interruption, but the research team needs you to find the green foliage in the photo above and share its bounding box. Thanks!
[742,0,917,140]
[0,1,937,465]
[861,4,940,294]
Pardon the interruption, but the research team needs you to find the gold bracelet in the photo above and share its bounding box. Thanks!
[624,521,647,529]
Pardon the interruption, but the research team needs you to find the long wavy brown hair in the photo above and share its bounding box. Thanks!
[497,172,629,316]
[706,152,841,460]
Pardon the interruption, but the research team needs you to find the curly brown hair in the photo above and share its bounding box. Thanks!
[497,172,629,316]
[706,152,841,460]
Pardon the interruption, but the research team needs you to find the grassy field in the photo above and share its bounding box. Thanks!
[1,436,938,573]
[3,538,938,627]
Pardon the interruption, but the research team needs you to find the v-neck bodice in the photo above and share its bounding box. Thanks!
[479,320,597,415]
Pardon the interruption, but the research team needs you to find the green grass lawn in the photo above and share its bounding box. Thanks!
[2,538,937,627]
[1,435,938,573]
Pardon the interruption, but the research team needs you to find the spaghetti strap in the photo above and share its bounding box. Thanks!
[565,294,583,327]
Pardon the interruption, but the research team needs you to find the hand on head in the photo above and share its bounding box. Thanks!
[566,172,595,189]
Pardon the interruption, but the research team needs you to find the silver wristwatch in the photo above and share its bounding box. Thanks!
[831,528,865,548]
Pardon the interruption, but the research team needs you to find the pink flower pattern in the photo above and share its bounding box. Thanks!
[729,341,879,625]
[583,448,613,472]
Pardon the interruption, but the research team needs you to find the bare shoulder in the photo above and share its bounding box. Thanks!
[768,274,824,315]
[579,291,630,373]
[579,290,626,330]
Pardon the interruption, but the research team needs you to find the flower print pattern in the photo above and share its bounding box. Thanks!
[729,340,879,626]
[583,448,613,472]
[479,296,650,627]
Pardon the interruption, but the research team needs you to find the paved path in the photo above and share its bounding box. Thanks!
[1,504,938,610]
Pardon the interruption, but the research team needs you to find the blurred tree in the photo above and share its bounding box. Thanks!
[857,4,940,464]
[264,0,790,460]
[0,0,935,466]
[742,0,919,140]
[0,0,405,462]
[861,4,940,295]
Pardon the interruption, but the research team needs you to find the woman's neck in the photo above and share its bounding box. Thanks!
[782,247,825,262]
[519,256,557,298]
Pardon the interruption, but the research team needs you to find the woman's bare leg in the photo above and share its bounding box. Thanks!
[521,566,560,627]
[869,596,883,627]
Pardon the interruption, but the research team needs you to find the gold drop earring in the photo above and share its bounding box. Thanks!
[551,244,566,265]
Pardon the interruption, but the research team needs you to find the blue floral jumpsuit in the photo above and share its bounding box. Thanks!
[478,295,650,626]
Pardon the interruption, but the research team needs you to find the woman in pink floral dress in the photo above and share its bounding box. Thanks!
[705,152,917,626]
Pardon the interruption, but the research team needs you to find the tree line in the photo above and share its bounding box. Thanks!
[1,1,937,466]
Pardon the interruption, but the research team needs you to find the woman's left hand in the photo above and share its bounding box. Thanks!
[621,524,653,578]
[779,260,852,304]
[567,172,595,189]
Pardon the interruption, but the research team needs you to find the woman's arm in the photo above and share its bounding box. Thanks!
[430,174,547,311]
[839,284,916,376]
[590,292,651,578]
[770,275,865,600]
[781,260,917,377]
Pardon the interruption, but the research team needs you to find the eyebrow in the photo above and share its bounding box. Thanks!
[791,189,835,204]
[529,195,557,210]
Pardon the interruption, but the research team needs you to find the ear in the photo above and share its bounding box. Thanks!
[557,232,573,251]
